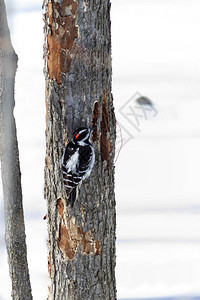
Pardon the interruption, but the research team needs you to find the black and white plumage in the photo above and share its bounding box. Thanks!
[62,127,95,207]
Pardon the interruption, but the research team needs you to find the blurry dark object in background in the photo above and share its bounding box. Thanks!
[136,96,154,107]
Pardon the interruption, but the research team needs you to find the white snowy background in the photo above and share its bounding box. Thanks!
[1,0,200,299]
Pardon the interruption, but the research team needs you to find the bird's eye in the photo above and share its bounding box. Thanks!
[75,134,80,139]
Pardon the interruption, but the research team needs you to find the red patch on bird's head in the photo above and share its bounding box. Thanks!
[73,133,79,139]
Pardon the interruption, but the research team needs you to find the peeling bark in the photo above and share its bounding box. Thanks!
[91,101,99,142]
[57,198,101,260]
[0,1,32,299]
[44,0,116,299]
[100,91,111,170]
[46,0,78,83]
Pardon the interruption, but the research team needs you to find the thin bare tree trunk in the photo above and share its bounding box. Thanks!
[43,0,116,299]
[0,1,32,299]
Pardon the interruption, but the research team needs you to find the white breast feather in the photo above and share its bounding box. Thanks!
[65,150,79,173]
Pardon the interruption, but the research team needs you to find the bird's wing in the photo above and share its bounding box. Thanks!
[62,142,81,207]
[78,145,94,178]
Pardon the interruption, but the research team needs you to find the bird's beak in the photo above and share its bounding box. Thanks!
[89,126,96,133]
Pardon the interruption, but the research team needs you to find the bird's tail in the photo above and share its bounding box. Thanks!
[67,188,77,207]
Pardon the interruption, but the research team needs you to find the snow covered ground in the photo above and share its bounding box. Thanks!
[1,0,200,299]
[113,1,200,299]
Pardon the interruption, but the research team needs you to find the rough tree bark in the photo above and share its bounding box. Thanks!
[0,1,32,299]
[43,0,116,299]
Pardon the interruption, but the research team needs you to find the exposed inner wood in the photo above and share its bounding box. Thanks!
[57,198,101,260]
[47,0,78,83]
[100,91,111,170]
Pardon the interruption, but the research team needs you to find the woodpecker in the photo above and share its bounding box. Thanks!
[62,127,95,207]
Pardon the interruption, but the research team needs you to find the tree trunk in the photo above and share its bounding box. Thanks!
[43,0,116,299]
[0,1,32,299]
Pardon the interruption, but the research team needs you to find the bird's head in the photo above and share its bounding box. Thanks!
[72,127,95,145]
